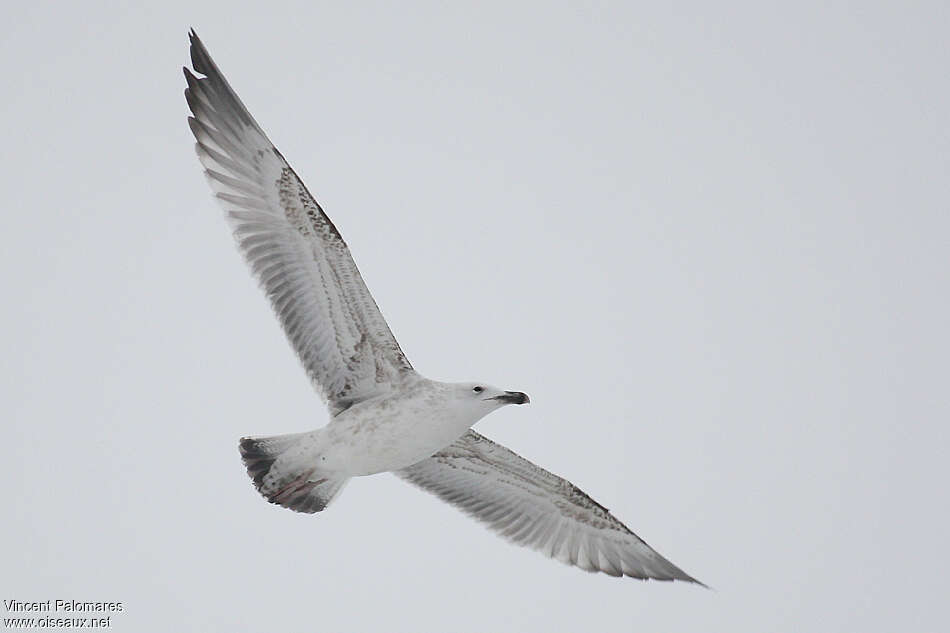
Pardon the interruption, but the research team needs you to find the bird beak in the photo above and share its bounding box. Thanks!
[492,391,530,405]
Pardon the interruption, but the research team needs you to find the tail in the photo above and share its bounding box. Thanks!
[239,433,349,514]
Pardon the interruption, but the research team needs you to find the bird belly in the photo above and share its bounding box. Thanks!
[320,406,474,477]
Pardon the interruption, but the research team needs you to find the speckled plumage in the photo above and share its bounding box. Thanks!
[184,30,701,584]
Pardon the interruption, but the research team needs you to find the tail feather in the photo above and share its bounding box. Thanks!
[240,434,301,490]
[239,434,348,514]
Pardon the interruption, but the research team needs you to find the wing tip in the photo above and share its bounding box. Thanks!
[187,28,210,75]
[679,573,711,589]
[634,564,708,588]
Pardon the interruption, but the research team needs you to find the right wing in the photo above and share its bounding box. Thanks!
[397,430,703,583]
[183,31,413,412]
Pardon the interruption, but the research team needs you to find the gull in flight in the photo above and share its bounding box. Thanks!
[183,30,701,584]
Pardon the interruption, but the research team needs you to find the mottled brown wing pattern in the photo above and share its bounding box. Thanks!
[184,31,413,412]
[398,430,703,583]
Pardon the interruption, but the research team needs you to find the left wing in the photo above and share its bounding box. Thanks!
[183,31,414,414]
[396,430,703,583]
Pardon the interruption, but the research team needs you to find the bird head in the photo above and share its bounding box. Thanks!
[457,383,530,408]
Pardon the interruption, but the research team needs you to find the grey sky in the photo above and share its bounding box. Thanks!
[3,2,948,631]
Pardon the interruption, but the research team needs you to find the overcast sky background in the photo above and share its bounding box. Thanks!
[3,2,948,631]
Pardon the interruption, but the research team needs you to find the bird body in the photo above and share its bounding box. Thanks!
[184,30,702,584]
[264,379,527,482]
[325,380,528,475]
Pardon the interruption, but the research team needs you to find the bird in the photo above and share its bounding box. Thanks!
[183,29,702,584]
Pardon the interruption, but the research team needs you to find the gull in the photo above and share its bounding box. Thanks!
[183,30,701,584]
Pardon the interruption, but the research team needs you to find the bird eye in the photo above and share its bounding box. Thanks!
[473,386,483,393]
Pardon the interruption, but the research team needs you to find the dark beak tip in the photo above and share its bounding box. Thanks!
[494,391,530,405]
[509,391,530,405]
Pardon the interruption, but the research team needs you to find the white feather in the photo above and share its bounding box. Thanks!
[398,431,703,583]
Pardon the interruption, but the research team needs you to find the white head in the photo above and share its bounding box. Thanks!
[441,382,530,423]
